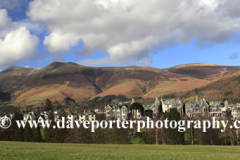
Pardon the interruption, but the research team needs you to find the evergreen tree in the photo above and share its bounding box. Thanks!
[166,108,185,144]
[43,99,55,142]
[0,128,10,141]
[44,112,55,142]
[24,123,32,142]
[10,112,24,141]
[51,108,69,143]
[182,104,186,115]
[44,99,53,111]
[32,124,42,142]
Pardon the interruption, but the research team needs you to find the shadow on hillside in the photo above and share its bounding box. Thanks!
[0,91,11,103]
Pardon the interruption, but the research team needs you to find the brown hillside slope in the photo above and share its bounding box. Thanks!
[1,62,240,107]
[179,71,240,102]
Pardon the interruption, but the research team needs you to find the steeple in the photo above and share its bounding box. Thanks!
[155,97,160,105]
[131,98,135,104]
[224,100,228,107]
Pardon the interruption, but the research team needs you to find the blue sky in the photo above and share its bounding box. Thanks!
[0,0,240,71]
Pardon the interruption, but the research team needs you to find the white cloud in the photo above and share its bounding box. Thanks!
[78,57,112,66]
[0,9,40,67]
[0,27,39,66]
[0,9,11,29]
[28,0,240,65]
[43,30,79,53]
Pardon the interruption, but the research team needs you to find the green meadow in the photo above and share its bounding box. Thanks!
[0,141,240,160]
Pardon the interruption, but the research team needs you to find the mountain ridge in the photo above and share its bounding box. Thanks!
[1,62,240,107]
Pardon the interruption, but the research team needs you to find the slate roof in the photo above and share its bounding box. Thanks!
[105,104,128,109]
[162,99,182,105]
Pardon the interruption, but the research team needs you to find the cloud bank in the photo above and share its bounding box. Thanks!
[27,0,240,66]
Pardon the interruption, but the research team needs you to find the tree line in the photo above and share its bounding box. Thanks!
[1,100,239,145]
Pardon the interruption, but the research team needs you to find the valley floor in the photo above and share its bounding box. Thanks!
[0,142,240,160]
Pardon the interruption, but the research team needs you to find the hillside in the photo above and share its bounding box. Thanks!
[179,70,240,102]
[1,62,240,107]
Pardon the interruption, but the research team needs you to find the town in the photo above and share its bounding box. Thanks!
[1,97,240,123]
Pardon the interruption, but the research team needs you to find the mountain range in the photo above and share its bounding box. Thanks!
[1,62,240,107]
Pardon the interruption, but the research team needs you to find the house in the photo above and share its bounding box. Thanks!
[231,107,240,120]
[40,111,50,120]
[208,101,230,118]
[79,110,96,122]
[185,98,209,117]
[66,111,77,121]
[161,98,183,115]
[185,98,231,119]
[143,98,161,118]
[185,102,198,117]
[105,104,128,120]
[150,97,160,117]
[105,105,112,120]
[23,111,37,121]
[79,114,85,122]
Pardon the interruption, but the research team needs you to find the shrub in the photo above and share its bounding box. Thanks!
[224,91,233,96]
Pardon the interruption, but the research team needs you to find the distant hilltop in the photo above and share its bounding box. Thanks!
[173,63,221,69]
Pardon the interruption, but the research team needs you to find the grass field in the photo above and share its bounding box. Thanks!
[0,142,240,160]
